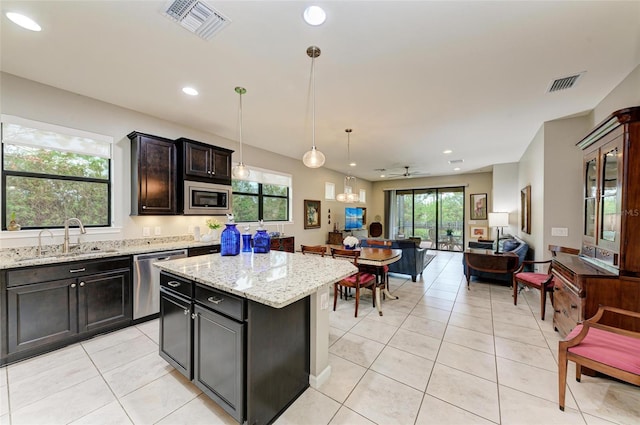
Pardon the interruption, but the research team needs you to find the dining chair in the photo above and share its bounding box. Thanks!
[513,245,580,320]
[300,244,326,256]
[331,248,377,317]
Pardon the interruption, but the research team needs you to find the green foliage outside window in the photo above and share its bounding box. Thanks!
[232,179,288,222]
[3,144,110,229]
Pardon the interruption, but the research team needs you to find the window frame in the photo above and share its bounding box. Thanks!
[231,165,292,223]
[1,116,113,230]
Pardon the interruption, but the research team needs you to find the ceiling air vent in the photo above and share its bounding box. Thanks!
[448,159,464,164]
[547,72,585,93]
[163,0,231,41]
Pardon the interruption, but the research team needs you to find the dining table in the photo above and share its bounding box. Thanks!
[327,245,402,316]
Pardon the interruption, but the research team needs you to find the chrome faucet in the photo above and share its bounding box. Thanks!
[37,229,54,256]
[63,218,86,254]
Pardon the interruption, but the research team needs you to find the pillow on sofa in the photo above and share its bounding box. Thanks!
[503,239,520,252]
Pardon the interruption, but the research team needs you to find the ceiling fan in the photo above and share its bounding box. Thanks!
[387,166,427,179]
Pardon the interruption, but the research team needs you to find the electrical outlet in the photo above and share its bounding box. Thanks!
[142,227,150,237]
[320,292,328,310]
[154,226,161,236]
[188,225,194,234]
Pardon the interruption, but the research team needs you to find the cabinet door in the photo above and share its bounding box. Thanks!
[193,304,245,423]
[582,150,598,249]
[188,245,221,257]
[159,290,192,379]
[7,279,78,354]
[211,149,232,183]
[78,269,131,334]
[185,142,213,179]
[136,135,177,214]
[597,138,623,254]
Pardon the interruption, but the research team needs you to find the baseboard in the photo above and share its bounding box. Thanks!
[309,365,332,389]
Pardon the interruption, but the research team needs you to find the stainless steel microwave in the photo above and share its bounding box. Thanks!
[183,181,232,215]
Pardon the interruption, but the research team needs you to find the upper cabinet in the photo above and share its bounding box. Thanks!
[178,138,233,185]
[128,131,178,215]
[578,107,640,274]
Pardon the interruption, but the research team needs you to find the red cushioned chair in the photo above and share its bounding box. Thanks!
[331,248,377,317]
[513,245,580,320]
[558,306,640,411]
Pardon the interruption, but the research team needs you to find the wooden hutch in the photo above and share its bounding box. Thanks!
[552,107,640,337]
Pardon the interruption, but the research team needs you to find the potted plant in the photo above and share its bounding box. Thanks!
[8,212,21,231]
[446,228,453,236]
[202,217,222,241]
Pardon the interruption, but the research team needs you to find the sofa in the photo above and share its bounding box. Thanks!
[360,238,429,282]
[463,236,529,284]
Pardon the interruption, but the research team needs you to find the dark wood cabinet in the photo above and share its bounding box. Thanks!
[129,131,178,215]
[159,288,192,378]
[178,138,233,185]
[7,278,78,354]
[187,244,221,257]
[553,107,640,337]
[159,271,309,425]
[2,257,132,364]
[270,236,295,253]
[193,304,245,423]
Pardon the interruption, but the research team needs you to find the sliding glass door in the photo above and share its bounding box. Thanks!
[393,187,464,251]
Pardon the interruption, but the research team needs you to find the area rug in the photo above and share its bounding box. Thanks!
[424,254,436,267]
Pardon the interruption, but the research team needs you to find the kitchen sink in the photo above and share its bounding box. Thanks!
[17,248,120,262]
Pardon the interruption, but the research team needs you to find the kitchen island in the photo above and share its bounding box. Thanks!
[154,250,356,425]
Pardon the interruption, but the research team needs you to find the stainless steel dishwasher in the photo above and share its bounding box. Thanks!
[133,249,188,319]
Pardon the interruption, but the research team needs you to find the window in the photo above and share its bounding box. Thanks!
[231,166,291,222]
[1,116,112,230]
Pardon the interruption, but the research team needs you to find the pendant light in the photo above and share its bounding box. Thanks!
[232,86,250,179]
[302,46,326,168]
[336,129,359,203]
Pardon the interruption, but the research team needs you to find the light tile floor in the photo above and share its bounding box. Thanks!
[2,251,639,424]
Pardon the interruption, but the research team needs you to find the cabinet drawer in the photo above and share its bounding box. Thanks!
[188,245,221,257]
[195,285,245,321]
[6,257,131,287]
[160,272,193,299]
[552,274,583,336]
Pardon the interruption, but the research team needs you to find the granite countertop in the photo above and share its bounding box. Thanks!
[0,239,220,270]
[155,251,357,308]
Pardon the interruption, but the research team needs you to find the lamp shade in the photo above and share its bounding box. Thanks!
[488,212,509,228]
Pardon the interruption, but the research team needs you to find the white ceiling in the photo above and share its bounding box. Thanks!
[1,1,639,181]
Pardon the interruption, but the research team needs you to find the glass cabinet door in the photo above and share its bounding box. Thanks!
[599,143,621,247]
[583,155,597,241]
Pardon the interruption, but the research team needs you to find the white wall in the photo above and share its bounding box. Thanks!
[517,124,545,256]
[492,163,519,238]
[0,73,372,249]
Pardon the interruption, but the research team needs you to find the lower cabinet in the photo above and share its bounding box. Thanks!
[193,304,245,422]
[2,257,132,365]
[159,271,309,425]
[270,236,295,253]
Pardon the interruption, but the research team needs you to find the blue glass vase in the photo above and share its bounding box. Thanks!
[221,223,240,256]
[242,233,252,252]
[253,229,271,254]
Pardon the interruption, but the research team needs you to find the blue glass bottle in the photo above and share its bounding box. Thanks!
[253,229,271,254]
[221,223,240,256]
[242,233,252,252]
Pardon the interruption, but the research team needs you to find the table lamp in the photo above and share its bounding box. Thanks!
[488,212,509,254]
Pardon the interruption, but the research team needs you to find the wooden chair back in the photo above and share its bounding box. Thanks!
[365,239,392,248]
[331,248,361,264]
[301,245,326,256]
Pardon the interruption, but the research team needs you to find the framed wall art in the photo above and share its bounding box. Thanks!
[304,199,321,229]
[470,193,488,220]
[470,226,488,239]
[521,185,531,234]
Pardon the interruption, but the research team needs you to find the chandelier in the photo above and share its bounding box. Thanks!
[336,129,359,203]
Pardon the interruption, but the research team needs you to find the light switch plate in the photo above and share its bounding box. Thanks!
[551,227,568,237]
[154,226,162,236]
[142,227,150,237]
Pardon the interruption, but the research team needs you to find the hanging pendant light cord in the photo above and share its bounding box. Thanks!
[311,52,316,150]
[238,89,243,163]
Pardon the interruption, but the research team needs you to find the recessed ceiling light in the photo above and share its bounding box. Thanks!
[443,149,452,154]
[349,162,356,167]
[380,174,386,178]
[6,12,41,31]
[303,5,326,26]
[453,167,461,171]
[182,87,199,96]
